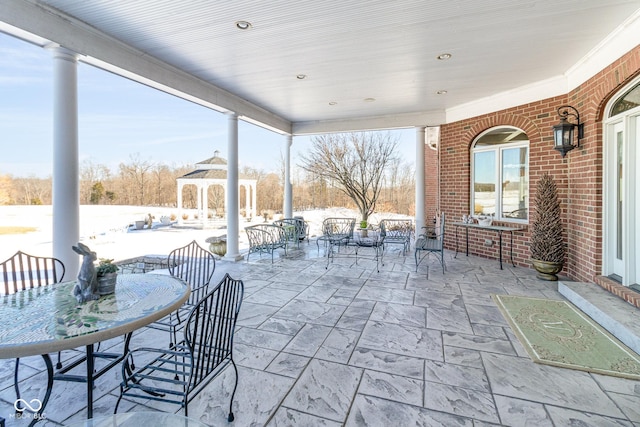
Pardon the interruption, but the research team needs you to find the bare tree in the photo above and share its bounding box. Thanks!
[118,154,154,205]
[299,132,398,221]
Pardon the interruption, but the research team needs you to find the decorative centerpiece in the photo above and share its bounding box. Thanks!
[96,258,118,295]
[72,242,100,303]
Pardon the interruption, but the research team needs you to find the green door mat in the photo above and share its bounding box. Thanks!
[492,294,640,380]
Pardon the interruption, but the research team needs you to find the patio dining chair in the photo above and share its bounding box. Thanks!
[0,250,66,411]
[116,273,244,422]
[147,240,216,348]
[415,213,446,273]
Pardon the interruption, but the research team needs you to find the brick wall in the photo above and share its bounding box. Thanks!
[436,44,640,282]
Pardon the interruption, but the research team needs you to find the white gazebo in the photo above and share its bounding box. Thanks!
[176,151,257,227]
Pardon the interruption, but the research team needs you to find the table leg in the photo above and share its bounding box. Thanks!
[509,231,516,267]
[13,354,53,427]
[86,344,94,418]
[455,226,459,258]
[465,227,469,256]
[498,231,504,270]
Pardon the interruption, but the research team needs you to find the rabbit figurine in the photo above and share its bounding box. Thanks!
[72,242,100,303]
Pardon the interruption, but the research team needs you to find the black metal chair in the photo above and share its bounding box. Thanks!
[147,240,216,347]
[380,219,414,255]
[415,213,446,273]
[115,273,244,421]
[1,251,66,368]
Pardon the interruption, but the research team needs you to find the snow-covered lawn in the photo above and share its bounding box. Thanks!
[0,205,412,262]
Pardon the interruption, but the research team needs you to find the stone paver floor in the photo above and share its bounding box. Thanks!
[1,240,639,426]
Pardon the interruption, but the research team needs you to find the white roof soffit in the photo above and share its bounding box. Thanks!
[1,1,640,135]
[446,8,640,124]
[0,0,292,134]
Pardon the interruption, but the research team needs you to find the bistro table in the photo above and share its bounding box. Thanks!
[0,274,190,426]
[453,222,525,269]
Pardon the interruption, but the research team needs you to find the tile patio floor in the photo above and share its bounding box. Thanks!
[1,240,639,426]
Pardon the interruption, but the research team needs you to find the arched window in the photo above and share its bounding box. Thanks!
[610,81,640,117]
[471,126,529,222]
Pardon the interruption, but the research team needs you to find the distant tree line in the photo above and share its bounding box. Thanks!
[1,150,415,216]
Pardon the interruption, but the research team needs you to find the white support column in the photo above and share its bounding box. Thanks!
[48,45,80,276]
[283,134,293,218]
[202,184,208,226]
[224,112,243,260]
[252,183,257,220]
[176,181,183,224]
[415,126,426,239]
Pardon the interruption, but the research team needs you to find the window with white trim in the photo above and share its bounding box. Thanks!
[471,126,529,222]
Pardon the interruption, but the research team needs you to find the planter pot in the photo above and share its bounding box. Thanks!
[134,220,145,230]
[97,273,117,295]
[531,259,563,281]
[206,235,227,257]
[359,228,368,238]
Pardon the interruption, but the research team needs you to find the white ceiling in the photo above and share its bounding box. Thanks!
[2,0,640,135]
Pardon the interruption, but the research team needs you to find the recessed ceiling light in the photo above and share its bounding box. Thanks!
[364,98,376,102]
[329,101,337,106]
[436,90,448,95]
[296,74,307,80]
[436,53,452,60]
[235,21,252,30]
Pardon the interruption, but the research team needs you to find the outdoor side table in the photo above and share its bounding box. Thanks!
[453,222,525,269]
[0,274,190,426]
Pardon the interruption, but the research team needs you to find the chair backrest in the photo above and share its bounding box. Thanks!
[184,273,244,393]
[380,219,414,240]
[273,218,306,241]
[168,241,215,306]
[322,218,356,240]
[0,250,65,295]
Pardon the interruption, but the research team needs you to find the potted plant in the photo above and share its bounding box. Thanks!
[96,258,118,295]
[359,220,368,237]
[530,173,565,280]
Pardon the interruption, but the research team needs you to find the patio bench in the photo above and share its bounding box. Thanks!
[245,224,287,263]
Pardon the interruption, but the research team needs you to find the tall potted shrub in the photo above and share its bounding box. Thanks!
[530,173,565,280]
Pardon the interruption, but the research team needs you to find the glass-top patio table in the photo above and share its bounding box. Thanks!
[0,274,190,426]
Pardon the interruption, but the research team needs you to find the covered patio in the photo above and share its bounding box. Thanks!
[0,242,637,426]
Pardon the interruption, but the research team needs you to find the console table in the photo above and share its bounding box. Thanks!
[453,222,525,269]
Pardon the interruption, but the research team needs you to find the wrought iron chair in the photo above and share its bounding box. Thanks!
[273,217,307,249]
[321,217,356,267]
[148,240,216,347]
[1,251,66,366]
[115,273,244,422]
[245,224,287,263]
[380,219,414,255]
[415,213,446,273]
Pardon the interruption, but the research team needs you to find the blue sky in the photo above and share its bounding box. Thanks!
[0,32,417,178]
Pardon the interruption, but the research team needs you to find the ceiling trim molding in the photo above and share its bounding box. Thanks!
[292,110,446,135]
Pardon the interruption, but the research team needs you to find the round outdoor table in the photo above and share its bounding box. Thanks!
[64,411,208,427]
[0,274,190,426]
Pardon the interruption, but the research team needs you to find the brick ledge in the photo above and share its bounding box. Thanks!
[594,275,640,309]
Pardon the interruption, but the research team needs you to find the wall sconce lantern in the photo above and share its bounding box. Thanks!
[552,105,584,157]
